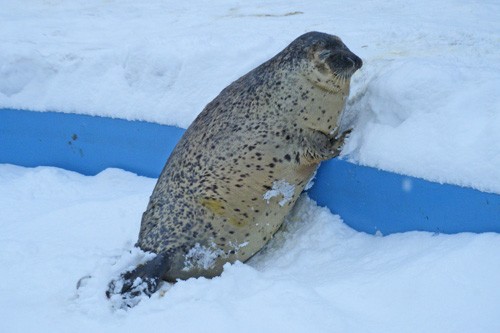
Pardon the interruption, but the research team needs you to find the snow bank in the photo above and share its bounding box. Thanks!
[342,57,500,193]
[1,0,499,192]
[1,165,499,332]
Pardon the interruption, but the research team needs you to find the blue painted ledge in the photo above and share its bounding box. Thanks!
[0,108,184,178]
[1,108,499,235]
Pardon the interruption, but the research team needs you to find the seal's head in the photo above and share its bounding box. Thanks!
[281,31,363,93]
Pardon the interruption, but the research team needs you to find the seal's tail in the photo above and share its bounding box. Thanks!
[106,253,170,308]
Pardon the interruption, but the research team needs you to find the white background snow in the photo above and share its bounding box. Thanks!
[1,1,499,332]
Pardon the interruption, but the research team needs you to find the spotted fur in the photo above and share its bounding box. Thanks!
[112,32,362,298]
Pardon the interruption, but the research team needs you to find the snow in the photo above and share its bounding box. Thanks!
[183,243,226,271]
[0,0,498,192]
[263,179,296,207]
[304,170,317,191]
[1,1,500,332]
[1,164,499,332]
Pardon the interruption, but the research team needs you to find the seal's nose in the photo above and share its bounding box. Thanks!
[345,53,362,70]
[353,54,363,70]
[326,51,363,75]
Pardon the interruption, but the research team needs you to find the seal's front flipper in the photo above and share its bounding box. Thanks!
[328,128,352,158]
[302,128,352,163]
[106,253,170,308]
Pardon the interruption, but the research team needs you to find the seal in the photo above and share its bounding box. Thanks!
[107,31,362,304]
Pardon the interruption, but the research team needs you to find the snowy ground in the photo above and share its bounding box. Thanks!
[1,1,500,332]
[1,164,500,332]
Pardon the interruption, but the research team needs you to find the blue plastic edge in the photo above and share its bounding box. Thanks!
[309,160,500,234]
[0,108,184,178]
[1,108,499,234]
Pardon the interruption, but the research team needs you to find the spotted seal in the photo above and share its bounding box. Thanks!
[107,31,362,304]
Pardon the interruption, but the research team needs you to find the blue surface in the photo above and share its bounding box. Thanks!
[1,108,499,234]
[308,160,500,234]
[0,108,184,178]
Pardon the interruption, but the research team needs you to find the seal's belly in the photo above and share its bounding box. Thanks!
[173,162,318,279]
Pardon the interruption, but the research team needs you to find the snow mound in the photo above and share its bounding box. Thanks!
[1,165,499,332]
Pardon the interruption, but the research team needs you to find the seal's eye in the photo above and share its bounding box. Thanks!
[318,50,332,60]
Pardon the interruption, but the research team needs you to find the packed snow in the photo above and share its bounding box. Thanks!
[1,1,499,332]
[183,243,226,271]
[1,165,499,332]
[263,179,296,207]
